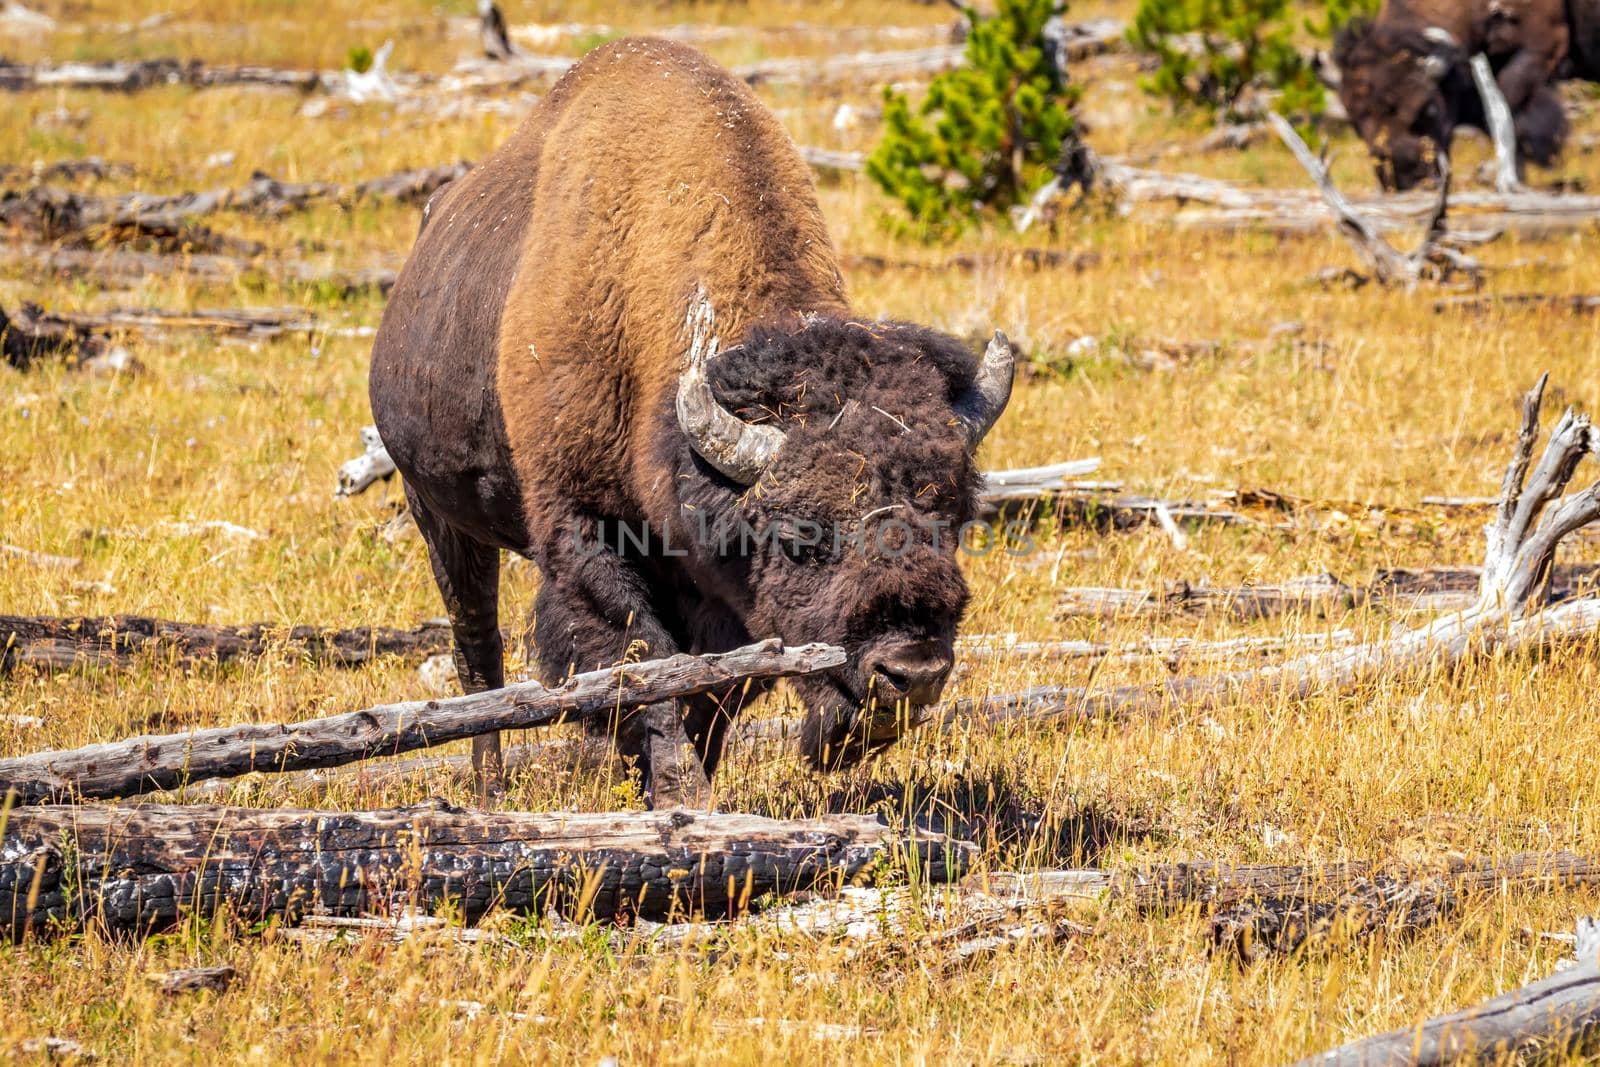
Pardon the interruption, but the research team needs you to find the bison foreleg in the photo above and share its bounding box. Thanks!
[529,540,713,809]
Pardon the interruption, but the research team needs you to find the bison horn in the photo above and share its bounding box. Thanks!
[1420,27,1457,80]
[676,289,786,485]
[953,330,1016,446]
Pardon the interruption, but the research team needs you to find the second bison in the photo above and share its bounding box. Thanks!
[1333,0,1600,188]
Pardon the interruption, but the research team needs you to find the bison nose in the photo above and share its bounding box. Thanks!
[864,643,952,705]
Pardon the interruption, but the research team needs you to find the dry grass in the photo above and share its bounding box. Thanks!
[4,0,1600,1062]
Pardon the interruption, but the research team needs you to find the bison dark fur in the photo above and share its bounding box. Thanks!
[368,39,1014,806]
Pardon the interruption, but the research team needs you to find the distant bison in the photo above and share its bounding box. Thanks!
[1333,0,1600,189]
[368,39,1015,806]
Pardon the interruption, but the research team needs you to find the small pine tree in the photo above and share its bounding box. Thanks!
[1306,0,1380,39]
[866,0,1079,240]
[1129,0,1324,122]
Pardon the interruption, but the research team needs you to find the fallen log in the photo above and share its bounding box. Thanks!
[2,301,326,369]
[0,613,452,674]
[2,299,110,369]
[1054,564,1600,620]
[1294,918,1600,1066]
[0,243,399,296]
[0,57,323,92]
[0,639,844,803]
[949,376,1600,725]
[0,802,968,936]
[0,163,467,245]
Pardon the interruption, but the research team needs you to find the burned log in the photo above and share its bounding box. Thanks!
[1294,919,1600,1066]
[0,802,969,937]
[949,376,1600,726]
[0,613,453,674]
[1,300,108,369]
[0,639,845,803]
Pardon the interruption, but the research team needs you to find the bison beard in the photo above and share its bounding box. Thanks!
[368,38,1013,807]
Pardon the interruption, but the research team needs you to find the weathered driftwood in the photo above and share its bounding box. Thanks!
[957,630,1360,667]
[1055,563,1600,620]
[0,243,399,296]
[0,639,844,803]
[1268,113,1480,288]
[2,302,325,369]
[0,57,324,92]
[0,613,452,674]
[0,164,466,245]
[1294,918,1600,1066]
[953,376,1600,725]
[1471,53,1522,195]
[0,802,969,937]
[336,426,398,497]
[1104,155,1600,237]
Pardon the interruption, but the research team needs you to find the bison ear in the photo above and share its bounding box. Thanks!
[676,289,786,485]
[953,330,1016,448]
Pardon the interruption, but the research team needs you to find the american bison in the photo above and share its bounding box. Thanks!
[368,39,1014,807]
[1333,0,1589,189]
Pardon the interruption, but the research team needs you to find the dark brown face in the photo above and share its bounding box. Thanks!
[736,406,974,769]
[682,316,1004,772]
[1335,23,1455,191]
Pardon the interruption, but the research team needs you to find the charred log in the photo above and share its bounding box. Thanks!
[0,802,969,937]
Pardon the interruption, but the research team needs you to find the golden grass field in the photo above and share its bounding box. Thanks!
[4,0,1600,1062]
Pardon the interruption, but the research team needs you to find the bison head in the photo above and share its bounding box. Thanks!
[1334,20,1463,190]
[673,293,1012,770]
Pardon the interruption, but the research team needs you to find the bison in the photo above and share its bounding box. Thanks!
[1332,0,1600,189]
[368,38,1015,807]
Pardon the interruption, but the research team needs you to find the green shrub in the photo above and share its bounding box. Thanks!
[1128,0,1324,121]
[866,0,1079,240]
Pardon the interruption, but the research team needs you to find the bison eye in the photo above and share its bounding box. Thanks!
[774,520,831,566]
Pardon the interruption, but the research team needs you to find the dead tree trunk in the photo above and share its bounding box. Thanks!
[1054,564,1600,620]
[1471,53,1522,194]
[1268,113,1479,288]
[0,802,970,937]
[0,164,466,246]
[0,614,453,674]
[949,375,1600,725]
[0,640,844,803]
[1293,920,1600,1066]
